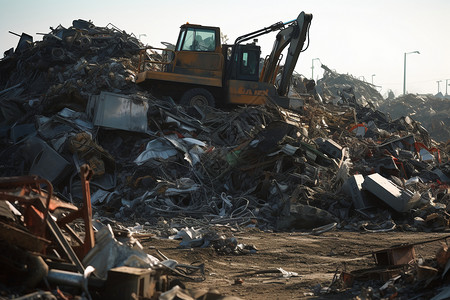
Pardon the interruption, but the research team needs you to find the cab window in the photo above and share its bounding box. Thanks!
[175,29,186,51]
[179,28,216,51]
[240,50,258,75]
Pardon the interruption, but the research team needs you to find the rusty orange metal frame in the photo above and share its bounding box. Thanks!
[0,176,54,238]
[0,165,95,260]
[137,47,176,73]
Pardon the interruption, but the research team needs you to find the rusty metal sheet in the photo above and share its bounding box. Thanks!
[373,245,416,266]
[0,221,51,253]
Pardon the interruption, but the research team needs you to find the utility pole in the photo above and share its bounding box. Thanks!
[437,80,442,94]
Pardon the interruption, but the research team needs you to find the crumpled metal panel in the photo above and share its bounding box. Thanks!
[22,136,72,184]
[88,91,148,133]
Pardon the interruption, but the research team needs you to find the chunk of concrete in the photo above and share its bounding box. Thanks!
[362,173,420,213]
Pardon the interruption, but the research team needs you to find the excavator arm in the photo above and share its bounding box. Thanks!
[260,12,312,96]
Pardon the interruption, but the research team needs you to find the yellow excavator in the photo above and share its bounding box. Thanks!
[136,12,312,110]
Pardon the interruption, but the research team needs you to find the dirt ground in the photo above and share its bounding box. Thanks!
[141,229,450,299]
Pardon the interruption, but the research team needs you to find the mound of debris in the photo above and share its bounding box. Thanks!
[0,18,144,123]
[378,93,450,142]
[315,64,384,107]
[0,17,449,247]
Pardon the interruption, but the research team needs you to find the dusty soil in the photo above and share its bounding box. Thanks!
[141,229,450,299]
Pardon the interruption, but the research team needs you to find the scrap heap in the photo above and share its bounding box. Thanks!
[378,93,450,143]
[0,19,449,299]
[315,64,384,107]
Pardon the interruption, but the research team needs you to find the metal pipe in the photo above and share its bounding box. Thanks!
[46,268,104,289]
[47,269,84,287]
[8,30,21,37]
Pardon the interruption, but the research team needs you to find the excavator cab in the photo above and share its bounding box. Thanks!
[170,24,224,83]
[224,43,261,82]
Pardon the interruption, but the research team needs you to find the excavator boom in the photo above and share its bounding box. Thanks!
[260,12,312,96]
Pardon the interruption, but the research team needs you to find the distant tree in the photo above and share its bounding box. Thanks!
[220,32,229,44]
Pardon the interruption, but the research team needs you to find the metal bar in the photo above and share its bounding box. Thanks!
[137,47,175,72]
[80,164,95,257]
[47,216,85,273]
[8,30,21,37]
[62,223,85,246]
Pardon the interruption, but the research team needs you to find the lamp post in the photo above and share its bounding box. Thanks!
[403,51,420,95]
[311,58,320,80]
[446,79,450,96]
[371,74,376,85]
[437,80,442,94]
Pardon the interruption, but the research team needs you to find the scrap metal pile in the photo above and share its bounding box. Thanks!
[315,64,384,107]
[378,93,450,143]
[0,18,449,299]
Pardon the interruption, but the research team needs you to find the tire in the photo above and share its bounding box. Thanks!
[180,88,215,107]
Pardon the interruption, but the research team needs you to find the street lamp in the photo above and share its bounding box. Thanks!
[403,51,420,95]
[446,79,450,96]
[371,74,376,85]
[437,80,442,94]
[311,58,320,81]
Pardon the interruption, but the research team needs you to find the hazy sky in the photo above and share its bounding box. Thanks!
[1,0,449,97]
